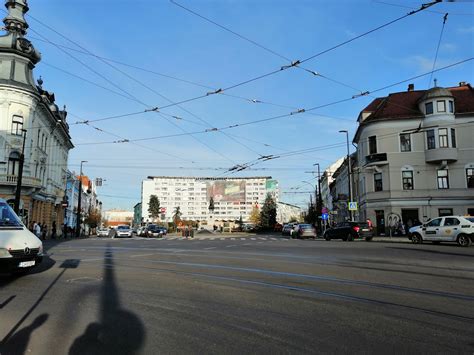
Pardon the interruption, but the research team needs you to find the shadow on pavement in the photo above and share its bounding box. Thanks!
[0,255,56,288]
[387,246,474,258]
[0,258,79,353]
[69,245,145,354]
[0,314,48,355]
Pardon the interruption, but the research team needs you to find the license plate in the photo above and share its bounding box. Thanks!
[19,260,35,268]
[361,229,369,232]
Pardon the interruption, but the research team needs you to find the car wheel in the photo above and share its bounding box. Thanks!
[411,233,422,244]
[432,241,440,245]
[457,234,472,247]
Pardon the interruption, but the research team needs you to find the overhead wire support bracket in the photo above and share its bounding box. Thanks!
[205,128,219,132]
[281,60,301,70]
[145,107,159,112]
[206,88,223,96]
[290,109,306,115]
[408,0,441,15]
[352,91,370,99]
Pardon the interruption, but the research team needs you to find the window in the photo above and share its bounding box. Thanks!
[449,100,454,113]
[438,128,448,148]
[451,128,456,148]
[437,100,446,113]
[402,171,414,190]
[426,218,442,227]
[438,209,452,217]
[426,130,435,149]
[437,169,449,189]
[368,136,377,154]
[399,133,411,152]
[11,115,23,136]
[374,173,383,191]
[425,102,433,115]
[444,217,460,226]
[8,151,20,175]
[467,168,474,188]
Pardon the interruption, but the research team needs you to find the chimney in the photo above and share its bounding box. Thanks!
[407,83,414,91]
[459,81,466,87]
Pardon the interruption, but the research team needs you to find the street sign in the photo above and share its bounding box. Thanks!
[348,202,358,211]
[160,207,166,213]
[322,213,329,220]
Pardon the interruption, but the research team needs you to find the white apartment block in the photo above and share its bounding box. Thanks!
[141,176,279,223]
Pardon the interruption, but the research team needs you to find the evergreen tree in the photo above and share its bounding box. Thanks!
[260,194,277,230]
[173,206,182,225]
[208,196,215,212]
[148,195,161,222]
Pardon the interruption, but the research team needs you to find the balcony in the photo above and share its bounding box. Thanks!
[0,174,42,188]
[365,153,388,167]
[425,148,458,164]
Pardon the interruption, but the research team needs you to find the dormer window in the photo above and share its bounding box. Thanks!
[437,100,446,112]
[449,100,454,113]
[425,102,433,115]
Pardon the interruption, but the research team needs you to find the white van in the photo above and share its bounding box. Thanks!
[0,199,43,273]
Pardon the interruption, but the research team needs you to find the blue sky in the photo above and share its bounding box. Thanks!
[13,0,474,210]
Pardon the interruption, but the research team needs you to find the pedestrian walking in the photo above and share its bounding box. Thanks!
[34,222,41,239]
[51,221,57,239]
[42,223,47,240]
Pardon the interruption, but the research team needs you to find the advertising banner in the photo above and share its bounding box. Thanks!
[207,181,246,202]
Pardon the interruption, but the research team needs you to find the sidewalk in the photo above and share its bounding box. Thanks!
[372,236,410,243]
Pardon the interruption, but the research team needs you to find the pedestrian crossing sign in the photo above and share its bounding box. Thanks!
[349,202,358,211]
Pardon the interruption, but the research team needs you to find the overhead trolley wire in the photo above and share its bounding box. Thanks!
[428,13,449,88]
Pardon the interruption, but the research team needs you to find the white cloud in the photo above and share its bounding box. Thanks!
[404,55,453,73]
[441,43,457,52]
[458,26,474,34]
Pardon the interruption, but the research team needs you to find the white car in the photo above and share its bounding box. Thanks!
[410,216,474,247]
[112,225,133,238]
[97,228,110,237]
[0,199,43,273]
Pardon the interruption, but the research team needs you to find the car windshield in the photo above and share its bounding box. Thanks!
[299,224,312,229]
[117,225,130,230]
[0,202,23,227]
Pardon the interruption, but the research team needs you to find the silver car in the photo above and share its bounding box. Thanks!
[112,225,133,238]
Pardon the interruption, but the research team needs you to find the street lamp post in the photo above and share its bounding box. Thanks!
[76,160,87,238]
[13,129,27,215]
[339,130,353,221]
[313,163,323,231]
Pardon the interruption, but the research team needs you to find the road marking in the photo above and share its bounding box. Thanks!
[230,238,236,240]
[270,238,277,241]
[240,238,246,240]
[225,245,237,248]
[251,238,256,240]
[204,247,216,250]
[258,238,267,240]
[220,238,225,240]
[210,237,215,240]
[131,253,157,258]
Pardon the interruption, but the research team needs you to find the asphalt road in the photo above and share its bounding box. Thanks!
[1,235,473,354]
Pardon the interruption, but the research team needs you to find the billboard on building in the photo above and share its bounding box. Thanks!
[207,180,246,202]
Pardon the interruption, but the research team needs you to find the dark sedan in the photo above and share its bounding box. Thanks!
[323,222,373,241]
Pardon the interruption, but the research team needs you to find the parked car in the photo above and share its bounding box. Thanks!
[409,216,474,247]
[111,225,133,238]
[293,224,316,239]
[136,226,145,237]
[282,223,298,236]
[242,223,256,232]
[0,199,43,274]
[274,223,283,232]
[97,228,110,237]
[145,224,166,238]
[323,221,374,241]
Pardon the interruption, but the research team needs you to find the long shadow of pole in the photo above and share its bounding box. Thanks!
[69,245,145,354]
[0,259,80,351]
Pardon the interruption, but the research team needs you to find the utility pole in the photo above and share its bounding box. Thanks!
[339,130,353,221]
[76,160,87,238]
[13,129,27,215]
[313,163,323,231]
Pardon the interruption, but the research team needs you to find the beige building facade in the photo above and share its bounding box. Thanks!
[354,83,474,234]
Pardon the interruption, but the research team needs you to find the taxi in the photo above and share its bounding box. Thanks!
[410,215,474,247]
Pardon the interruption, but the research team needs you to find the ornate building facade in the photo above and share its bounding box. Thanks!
[0,1,73,233]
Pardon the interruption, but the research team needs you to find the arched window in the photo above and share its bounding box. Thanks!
[8,151,20,175]
[11,115,23,136]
